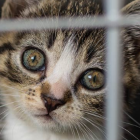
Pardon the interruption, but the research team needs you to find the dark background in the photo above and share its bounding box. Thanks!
[0,0,4,17]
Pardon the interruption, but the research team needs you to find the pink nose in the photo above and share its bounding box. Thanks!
[49,81,68,99]
[41,94,65,113]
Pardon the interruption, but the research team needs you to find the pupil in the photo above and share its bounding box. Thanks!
[93,75,96,83]
[31,55,36,62]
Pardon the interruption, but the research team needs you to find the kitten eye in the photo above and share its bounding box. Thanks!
[22,48,45,71]
[80,69,104,90]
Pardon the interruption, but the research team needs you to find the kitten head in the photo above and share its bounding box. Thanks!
[0,0,105,133]
[0,0,140,137]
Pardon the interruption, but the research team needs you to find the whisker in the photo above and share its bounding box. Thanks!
[74,125,82,140]
[124,111,140,126]
[84,109,140,130]
[84,111,105,120]
[69,124,75,138]
[122,135,128,140]
[0,109,8,117]
[77,122,90,140]
[0,105,22,122]
[82,108,103,116]
[80,120,100,140]
[0,100,22,108]
[120,126,140,140]
[123,122,140,129]
[81,116,106,137]
[0,86,25,93]
[71,125,76,138]
[0,105,22,137]
[0,94,20,97]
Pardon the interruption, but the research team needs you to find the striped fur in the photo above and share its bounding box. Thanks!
[1,0,140,140]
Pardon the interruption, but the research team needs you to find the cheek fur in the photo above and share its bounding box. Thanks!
[76,89,104,115]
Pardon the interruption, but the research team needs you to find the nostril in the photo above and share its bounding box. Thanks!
[41,94,65,113]
[55,104,62,109]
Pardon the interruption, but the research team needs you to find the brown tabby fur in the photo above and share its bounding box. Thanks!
[0,0,140,140]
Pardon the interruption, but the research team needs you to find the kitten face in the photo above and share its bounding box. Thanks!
[0,0,106,132]
[1,0,140,138]
[0,28,105,129]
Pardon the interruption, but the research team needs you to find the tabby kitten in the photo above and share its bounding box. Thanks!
[0,0,140,140]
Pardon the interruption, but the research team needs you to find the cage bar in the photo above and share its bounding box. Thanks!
[104,0,123,140]
[0,16,139,32]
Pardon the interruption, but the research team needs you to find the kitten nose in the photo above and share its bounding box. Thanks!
[42,94,65,113]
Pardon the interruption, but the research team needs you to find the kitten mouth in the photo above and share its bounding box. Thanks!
[44,114,52,119]
[35,113,53,120]
[34,108,54,121]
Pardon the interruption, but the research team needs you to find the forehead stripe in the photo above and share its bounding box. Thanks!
[47,31,57,49]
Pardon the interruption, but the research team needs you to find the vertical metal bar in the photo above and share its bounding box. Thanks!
[104,0,123,140]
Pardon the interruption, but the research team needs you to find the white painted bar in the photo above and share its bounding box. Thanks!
[0,15,139,31]
[104,0,123,140]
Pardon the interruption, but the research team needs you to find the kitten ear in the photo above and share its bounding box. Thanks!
[2,0,40,18]
[122,0,140,82]
[122,1,140,62]
[122,1,140,40]
[122,1,140,102]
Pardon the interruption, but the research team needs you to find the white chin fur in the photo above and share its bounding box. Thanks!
[3,112,103,140]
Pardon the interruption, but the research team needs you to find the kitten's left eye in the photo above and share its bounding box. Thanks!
[22,48,45,71]
[80,69,104,90]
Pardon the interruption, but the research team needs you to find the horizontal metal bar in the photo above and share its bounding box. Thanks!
[0,15,139,32]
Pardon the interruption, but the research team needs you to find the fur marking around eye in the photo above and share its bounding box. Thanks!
[0,43,15,54]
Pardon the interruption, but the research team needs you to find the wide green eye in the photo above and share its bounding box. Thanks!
[80,69,104,90]
[22,48,45,71]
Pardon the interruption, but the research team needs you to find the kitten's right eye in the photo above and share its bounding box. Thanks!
[22,48,46,71]
[80,69,104,90]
